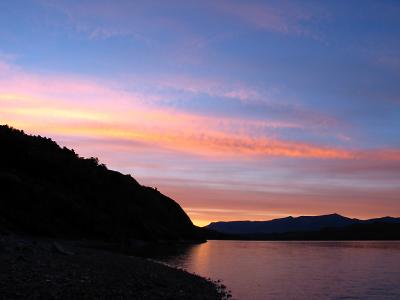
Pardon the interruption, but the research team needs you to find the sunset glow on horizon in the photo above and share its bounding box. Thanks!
[1,1,399,226]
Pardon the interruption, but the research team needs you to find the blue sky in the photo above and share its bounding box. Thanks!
[1,0,399,225]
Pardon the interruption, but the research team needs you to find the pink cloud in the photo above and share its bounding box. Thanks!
[1,60,397,163]
[145,74,264,103]
[213,0,321,38]
[127,74,343,130]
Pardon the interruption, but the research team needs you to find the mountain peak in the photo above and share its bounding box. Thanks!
[324,213,346,218]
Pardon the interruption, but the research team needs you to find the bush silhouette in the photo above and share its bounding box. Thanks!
[0,125,200,241]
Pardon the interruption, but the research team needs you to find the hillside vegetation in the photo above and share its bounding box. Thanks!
[0,125,201,241]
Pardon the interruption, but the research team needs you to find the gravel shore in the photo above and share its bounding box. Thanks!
[0,234,229,300]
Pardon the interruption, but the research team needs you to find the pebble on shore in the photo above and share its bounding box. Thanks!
[0,235,229,300]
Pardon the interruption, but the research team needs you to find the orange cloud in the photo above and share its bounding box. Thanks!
[1,60,399,161]
[1,103,351,160]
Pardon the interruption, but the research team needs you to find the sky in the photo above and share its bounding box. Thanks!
[1,0,399,226]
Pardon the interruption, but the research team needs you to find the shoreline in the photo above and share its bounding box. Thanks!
[0,234,230,300]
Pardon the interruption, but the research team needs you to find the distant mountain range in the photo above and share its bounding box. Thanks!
[205,214,400,235]
[0,125,202,242]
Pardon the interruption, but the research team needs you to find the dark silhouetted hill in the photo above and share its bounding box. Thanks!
[0,125,202,241]
[205,214,400,238]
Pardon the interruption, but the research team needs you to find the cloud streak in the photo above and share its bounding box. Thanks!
[213,0,323,38]
[1,60,399,162]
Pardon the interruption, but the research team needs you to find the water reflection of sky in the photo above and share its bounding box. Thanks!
[151,240,400,300]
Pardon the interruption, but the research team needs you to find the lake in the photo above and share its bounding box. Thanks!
[147,240,400,300]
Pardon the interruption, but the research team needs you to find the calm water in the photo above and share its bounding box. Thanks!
[147,240,400,300]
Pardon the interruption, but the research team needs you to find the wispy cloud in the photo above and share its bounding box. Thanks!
[38,0,155,44]
[3,58,399,161]
[140,74,264,103]
[39,0,325,46]
[0,60,372,161]
[125,73,343,132]
[213,0,324,39]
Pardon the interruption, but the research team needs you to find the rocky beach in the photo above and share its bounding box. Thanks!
[0,234,229,300]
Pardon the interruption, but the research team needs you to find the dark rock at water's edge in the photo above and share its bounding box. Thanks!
[0,125,203,242]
